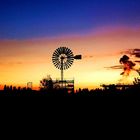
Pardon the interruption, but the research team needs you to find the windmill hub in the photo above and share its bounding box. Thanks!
[60,54,66,60]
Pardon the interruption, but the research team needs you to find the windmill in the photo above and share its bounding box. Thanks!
[52,47,82,87]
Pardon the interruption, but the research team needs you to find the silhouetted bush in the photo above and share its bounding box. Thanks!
[0,83,140,96]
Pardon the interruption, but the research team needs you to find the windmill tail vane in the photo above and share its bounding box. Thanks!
[74,55,82,60]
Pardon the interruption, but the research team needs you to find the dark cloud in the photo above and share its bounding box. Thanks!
[119,55,136,76]
[105,65,123,70]
[131,49,140,58]
[121,49,140,58]
[135,61,140,63]
[106,54,140,76]
[119,49,140,75]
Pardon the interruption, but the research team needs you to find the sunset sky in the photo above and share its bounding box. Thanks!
[0,0,140,90]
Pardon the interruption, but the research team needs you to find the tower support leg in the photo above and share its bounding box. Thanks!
[61,59,64,88]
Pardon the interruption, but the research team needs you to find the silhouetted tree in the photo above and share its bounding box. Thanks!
[4,85,7,91]
[18,87,21,91]
[10,85,12,91]
[133,78,140,85]
[40,75,53,91]
[13,86,17,91]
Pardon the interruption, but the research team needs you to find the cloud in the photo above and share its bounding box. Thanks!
[135,61,140,63]
[0,61,23,66]
[119,55,137,76]
[83,55,94,59]
[0,61,47,66]
[121,48,140,58]
[132,49,140,58]
[105,65,123,70]
[105,53,140,76]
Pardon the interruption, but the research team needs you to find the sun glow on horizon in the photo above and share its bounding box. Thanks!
[0,27,140,90]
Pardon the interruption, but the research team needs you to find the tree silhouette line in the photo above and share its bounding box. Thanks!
[0,77,140,96]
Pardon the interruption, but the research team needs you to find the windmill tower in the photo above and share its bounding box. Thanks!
[52,47,82,88]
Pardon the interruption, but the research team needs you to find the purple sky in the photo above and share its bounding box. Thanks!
[0,0,140,39]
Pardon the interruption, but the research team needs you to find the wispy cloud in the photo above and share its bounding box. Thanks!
[105,65,123,70]
[0,61,47,66]
[135,61,140,63]
[121,49,140,58]
[0,61,22,66]
[83,55,94,59]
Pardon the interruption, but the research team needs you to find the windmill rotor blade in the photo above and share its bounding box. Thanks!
[67,49,72,55]
[64,64,68,70]
[67,57,74,63]
[52,58,59,62]
[59,47,63,54]
[57,48,62,55]
[65,63,70,69]
[58,64,61,70]
[54,49,60,56]
[67,61,73,67]
[62,47,65,53]
[68,60,73,65]
[64,65,67,70]
[67,52,74,58]
[52,58,59,63]
[61,47,65,53]
[54,63,59,68]
[55,61,60,66]
[65,61,72,68]
[53,51,59,57]
[65,47,69,55]
[52,56,58,60]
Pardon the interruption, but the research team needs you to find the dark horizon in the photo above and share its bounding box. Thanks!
[0,78,140,96]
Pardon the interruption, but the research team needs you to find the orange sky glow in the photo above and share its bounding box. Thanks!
[0,26,140,90]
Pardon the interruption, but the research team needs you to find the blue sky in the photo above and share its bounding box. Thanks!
[0,0,140,39]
